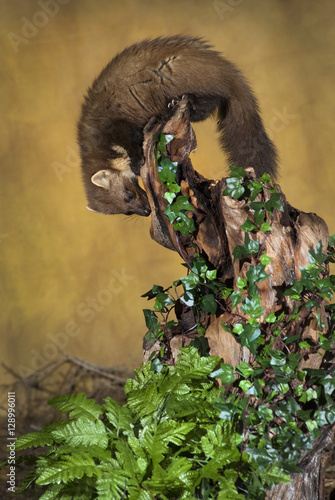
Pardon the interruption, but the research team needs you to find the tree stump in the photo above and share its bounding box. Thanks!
[140,98,335,499]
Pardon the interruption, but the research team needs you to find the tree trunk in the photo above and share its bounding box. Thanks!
[140,98,334,499]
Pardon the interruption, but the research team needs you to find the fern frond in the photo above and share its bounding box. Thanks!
[128,486,152,500]
[126,382,165,425]
[48,393,103,421]
[51,418,108,448]
[15,431,52,450]
[35,452,100,485]
[96,466,130,500]
[125,362,154,392]
[156,420,196,446]
[143,457,197,496]
[115,438,143,476]
[137,425,167,464]
[176,346,220,379]
[104,397,133,434]
[38,484,65,499]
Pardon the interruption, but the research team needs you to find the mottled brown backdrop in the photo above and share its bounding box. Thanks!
[1,0,334,382]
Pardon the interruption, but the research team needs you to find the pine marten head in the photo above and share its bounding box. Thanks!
[84,146,151,217]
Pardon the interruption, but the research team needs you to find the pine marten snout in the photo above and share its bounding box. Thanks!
[77,35,278,217]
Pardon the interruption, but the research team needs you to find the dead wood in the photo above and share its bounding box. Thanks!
[140,97,334,499]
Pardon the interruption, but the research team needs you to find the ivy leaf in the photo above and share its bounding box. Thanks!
[239,380,252,392]
[200,294,217,315]
[254,208,265,226]
[260,222,272,233]
[260,254,272,266]
[141,285,165,299]
[211,364,235,385]
[240,218,257,232]
[247,179,263,201]
[275,398,300,422]
[164,191,176,204]
[246,264,269,285]
[143,308,160,331]
[233,233,259,262]
[156,133,174,152]
[260,172,273,183]
[249,201,265,213]
[223,177,245,200]
[150,358,164,373]
[230,290,242,309]
[180,272,200,291]
[320,375,335,394]
[241,296,264,318]
[236,361,254,378]
[233,323,244,334]
[157,156,178,183]
[236,277,247,290]
[298,341,311,349]
[166,181,181,194]
[283,281,304,298]
[265,312,276,323]
[143,309,161,341]
[304,298,319,310]
[169,195,194,214]
[206,269,217,281]
[154,292,174,311]
[269,351,286,367]
[326,406,335,424]
[228,166,248,178]
[181,290,195,307]
[258,406,273,421]
[238,324,262,354]
[173,213,195,237]
[264,192,283,213]
[309,240,327,265]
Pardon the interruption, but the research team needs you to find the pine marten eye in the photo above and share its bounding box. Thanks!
[125,191,134,202]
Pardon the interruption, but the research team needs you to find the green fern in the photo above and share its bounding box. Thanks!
[15,420,66,450]
[95,465,130,500]
[51,418,108,448]
[11,347,253,499]
[35,452,100,485]
[48,393,103,421]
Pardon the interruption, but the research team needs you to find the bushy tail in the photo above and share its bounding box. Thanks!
[160,37,279,179]
[216,86,278,179]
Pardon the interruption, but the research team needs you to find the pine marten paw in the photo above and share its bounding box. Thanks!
[209,180,220,189]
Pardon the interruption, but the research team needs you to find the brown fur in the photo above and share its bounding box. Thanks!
[78,35,278,216]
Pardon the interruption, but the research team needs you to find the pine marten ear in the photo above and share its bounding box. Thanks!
[91,170,112,189]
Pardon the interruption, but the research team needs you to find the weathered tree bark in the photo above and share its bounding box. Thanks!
[140,98,334,499]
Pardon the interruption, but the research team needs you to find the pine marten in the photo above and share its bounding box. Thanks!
[77,35,277,217]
